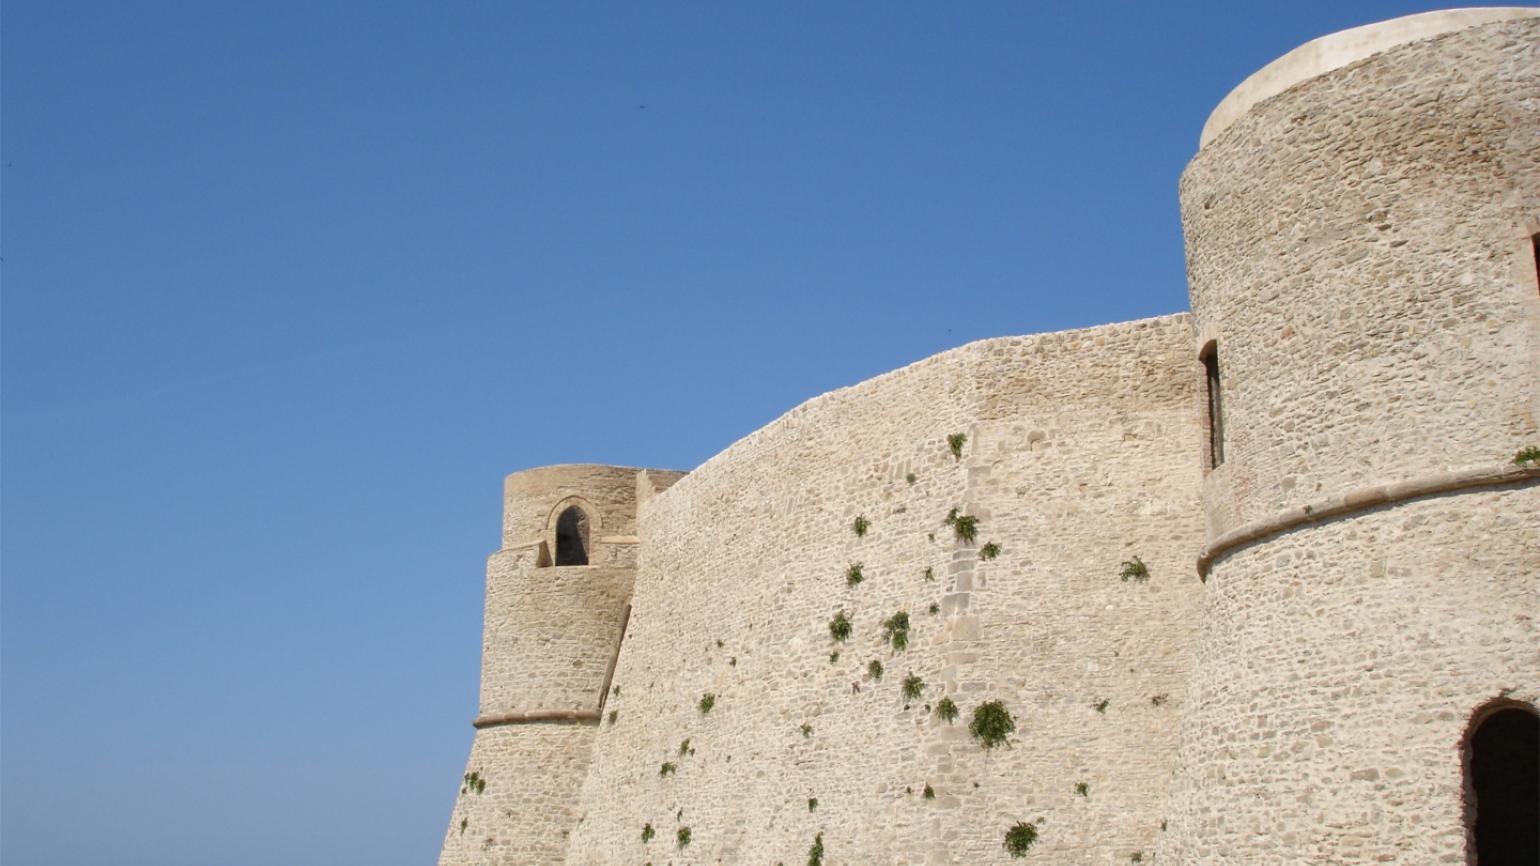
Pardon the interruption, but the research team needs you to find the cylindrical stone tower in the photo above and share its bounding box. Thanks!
[1161,9,1540,864]
[438,464,685,866]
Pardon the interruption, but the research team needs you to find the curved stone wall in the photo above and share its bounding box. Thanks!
[1182,15,1540,541]
[563,315,1206,865]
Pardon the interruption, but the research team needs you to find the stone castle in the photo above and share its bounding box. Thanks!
[438,9,1539,864]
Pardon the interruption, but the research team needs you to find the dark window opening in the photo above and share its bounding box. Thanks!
[555,506,590,566]
[1532,234,1539,297]
[1468,705,1538,865]
[1201,342,1225,468]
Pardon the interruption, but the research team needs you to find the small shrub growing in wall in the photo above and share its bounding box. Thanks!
[970,701,1015,749]
[923,784,935,799]
[1131,853,1144,862]
[867,659,884,680]
[846,562,865,587]
[906,472,917,485]
[853,515,870,537]
[928,602,940,615]
[1075,782,1089,797]
[1094,699,1109,714]
[936,697,959,723]
[807,797,818,812]
[1120,556,1149,582]
[801,723,813,738]
[463,771,487,795]
[1150,693,1169,707]
[678,739,691,756]
[608,710,618,725]
[944,507,979,543]
[948,432,967,461]
[979,542,1001,561]
[829,611,852,642]
[459,818,468,835]
[902,673,925,700]
[923,566,934,581]
[1515,446,1540,466]
[698,693,716,714]
[881,611,911,651]
[829,650,841,664]
[677,827,691,848]
[641,823,655,843]
[1004,821,1039,858]
[659,762,677,777]
[807,832,825,866]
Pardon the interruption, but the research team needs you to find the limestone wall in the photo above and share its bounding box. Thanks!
[1158,486,1539,864]
[1161,13,1540,864]
[1181,14,1540,541]
[564,314,1206,865]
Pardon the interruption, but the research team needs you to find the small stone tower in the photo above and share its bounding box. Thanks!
[438,464,684,866]
[1161,9,1539,863]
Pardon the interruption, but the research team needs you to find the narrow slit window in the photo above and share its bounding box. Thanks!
[1201,342,1225,468]
[1532,233,1539,297]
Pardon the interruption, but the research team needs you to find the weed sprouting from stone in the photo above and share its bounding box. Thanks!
[948,433,967,460]
[1094,698,1110,714]
[846,562,865,586]
[677,826,691,848]
[698,693,716,714]
[641,823,655,843]
[936,697,959,723]
[659,762,677,777]
[881,611,911,651]
[807,832,825,866]
[801,723,813,738]
[853,515,870,537]
[867,659,884,680]
[944,507,978,543]
[923,784,935,799]
[829,611,852,642]
[970,700,1015,749]
[1515,446,1540,466]
[1003,821,1039,858]
[1120,556,1149,582]
[979,542,1001,560]
[1075,782,1089,797]
[902,673,925,700]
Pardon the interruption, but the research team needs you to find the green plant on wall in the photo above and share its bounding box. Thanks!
[923,566,934,581]
[1150,693,1169,706]
[902,673,925,700]
[678,738,692,756]
[979,542,1001,560]
[677,827,691,848]
[463,771,487,795]
[867,659,884,680]
[801,723,813,738]
[906,472,917,485]
[1094,698,1109,714]
[808,832,825,866]
[807,797,818,812]
[853,515,870,537]
[608,709,618,724]
[659,762,677,777]
[829,650,841,663]
[936,696,959,723]
[970,700,1015,749]
[1120,555,1149,582]
[641,823,655,843]
[1515,446,1540,466]
[928,601,940,615]
[944,507,978,543]
[881,611,911,651]
[829,610,852,642]
[698,693,716,714]
[1004,821,1039,858]
[948,432,967,460]
[1075,782,1089,797]
[923,784,935,799]
[846,562,865,586]
[459,818,468,835]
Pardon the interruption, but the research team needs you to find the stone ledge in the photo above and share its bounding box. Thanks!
[1197,462,1540,578]
[472,710,602,729]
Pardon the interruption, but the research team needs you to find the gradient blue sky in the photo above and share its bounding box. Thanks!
[1,2,1483,863]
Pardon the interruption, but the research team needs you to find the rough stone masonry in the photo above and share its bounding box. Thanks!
[437,9,1539,865]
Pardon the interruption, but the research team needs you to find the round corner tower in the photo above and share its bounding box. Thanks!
[438,463,686,866]
[1161,9,1539,864]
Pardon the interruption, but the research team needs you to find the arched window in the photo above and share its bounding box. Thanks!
[1466,703,1538,865]
[555,506,590,566]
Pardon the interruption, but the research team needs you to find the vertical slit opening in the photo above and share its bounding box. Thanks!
[1201,341,1225,468]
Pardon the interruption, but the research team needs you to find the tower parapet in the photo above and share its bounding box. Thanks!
[1161,11,1539,863]
[438,464,685,866]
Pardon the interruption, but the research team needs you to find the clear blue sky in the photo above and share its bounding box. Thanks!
[1,2,1477,863]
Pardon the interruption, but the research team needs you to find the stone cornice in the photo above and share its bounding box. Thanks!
[1197,462,1540,579]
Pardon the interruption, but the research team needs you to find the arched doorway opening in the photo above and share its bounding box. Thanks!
[1466,702,1538,865]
